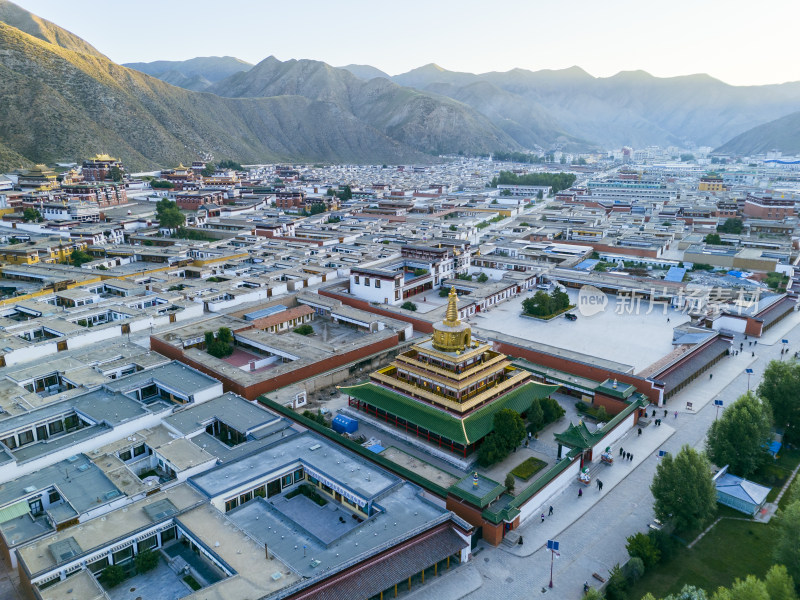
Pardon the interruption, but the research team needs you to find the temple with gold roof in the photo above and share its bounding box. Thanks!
[341,288,558,457]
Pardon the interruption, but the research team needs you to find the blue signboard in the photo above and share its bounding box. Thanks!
[546,540,559,551]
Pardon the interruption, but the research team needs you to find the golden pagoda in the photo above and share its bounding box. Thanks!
[370,287,530,416]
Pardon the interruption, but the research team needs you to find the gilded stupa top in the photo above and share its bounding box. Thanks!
[432,287,471,353]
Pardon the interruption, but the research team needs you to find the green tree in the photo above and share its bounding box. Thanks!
[623,556,645,583]
[522,291,552,316]
[449,224,457,231]
[725,575,770,600]
[774,498,800,585]
[134,549,160,574]
[493,409,526,453]
[22,207,42,222]
[99,564,126,588]
[758,360,800,443]
[626,531,661,568]
[550,287,570,311]
[217,159,243,171]
[200,163,216,177]
[500,189,512,196]
[336,185,352,201]
[293,324,314,335]
[477,434,503,466]
[537,190,544,200]
[489,171,576,194]
[665,586,708,600]
[585,589,604,600]
[605,563,628,600]
[205,328,234,358]
[504,472,515,493]
[109,165,123,182]
[69,249,94,267]
[705,233,722,245]
[540,397,565,424]
[764,564,798,600]
[705,392,772,477]
[477,273,489,283]
[650,445,716,532]
[717,218,743,234]
[400,301,417,311]
[680,153,695,162]
[527,398,544,432]
[156,199,185,229]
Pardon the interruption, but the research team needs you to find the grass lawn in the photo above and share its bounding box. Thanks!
[510,457,547,480]
[627,517,775,600]
[752,447,800,503]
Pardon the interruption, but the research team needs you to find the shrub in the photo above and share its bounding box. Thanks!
[626,531,661,568]
[293,324,314,335]
[401,301,417,311]
[413,268,428,277]
[605,563,628,600]
[540,397,565,423]
[99,564,126,588]
[623,557,645,583]
[504,472,515,493]
[527,399,544,431]
[134,549,160,574]
[477,273,489,283]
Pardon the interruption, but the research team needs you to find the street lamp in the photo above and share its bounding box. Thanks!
[546,540,560,588]
[745,368,754,392]
[714,399,724,420]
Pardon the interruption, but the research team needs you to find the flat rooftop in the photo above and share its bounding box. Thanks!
[104,361,221,397]
[190,431,397,501]
[228,482,449,579]
[164,392,282,437]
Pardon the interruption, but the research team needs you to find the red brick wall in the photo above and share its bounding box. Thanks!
[745,318,763,337]
[446,496,504,546]
[150,334,399,400]
[491,339,663,405]
[593,393,630,416]
[555,240,659,258]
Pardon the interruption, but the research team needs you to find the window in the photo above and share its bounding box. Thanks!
[119,450,132,462]
[354,276,359,284]
[160,526,177,544]
[64,415,79,430]
[240,491,253,504]
[375,279,381,288]
[49,490,60,504]
[18,430,34,446]
[137,536,157,553]
[224,498,238,512]
[87,556,109,574]
[282,474,293,488]
[293,468,304,483]
[364,277,370,286]
[133,444,146,457]
[2,436,16,450]
[112,546,133,565]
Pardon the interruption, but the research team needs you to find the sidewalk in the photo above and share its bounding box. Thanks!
[667,350,757,414]
[399,563,482,600]
[500,419,675,557]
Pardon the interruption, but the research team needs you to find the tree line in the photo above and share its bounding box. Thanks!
[489,170,576,194]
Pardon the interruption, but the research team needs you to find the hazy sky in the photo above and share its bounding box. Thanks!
[14,0,800,86]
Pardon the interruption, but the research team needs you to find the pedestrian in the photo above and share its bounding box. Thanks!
[549,505,554,516]
[598,480,603,491]
[541,513,545,523]
[667,317,670,322]
[740,342,743,350]
[638,428,642,436]
[709,373,713,379]
[528,432,532,441]
[630,452,634,461]
[578,488,583,498]
[674,411,678,418]
[753,351,755,357]
[664,409,668,417]
[749,341,752,347]
[620,447,624,457]
[596,479,601,489]
[755,340,758,346]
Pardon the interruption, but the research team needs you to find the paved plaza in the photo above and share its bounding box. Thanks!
[472,288,693,372]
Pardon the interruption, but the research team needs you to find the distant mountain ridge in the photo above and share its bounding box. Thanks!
[715,110,800,155]
[137,53,800,153]
[123,56,254,91]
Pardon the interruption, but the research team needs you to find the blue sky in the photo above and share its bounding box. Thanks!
[14,0,800,86]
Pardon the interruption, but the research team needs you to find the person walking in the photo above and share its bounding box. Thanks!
[709,373,713,379]
[578,488,583,498]
[541,513,545,523]
[619,447,624,457]
[664,409,668,418]
[674,411,678,418]
[598,480,603,491]
[549,505,554,516]
[630,452,634,461]
[638,428,642,436]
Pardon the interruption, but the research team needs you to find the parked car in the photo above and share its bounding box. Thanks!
[564,313,577,321]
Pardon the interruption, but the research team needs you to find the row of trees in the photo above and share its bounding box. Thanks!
[521,288,571,317]
[200,159,244,177]
[489,170,577,194]
[527,396,565,434]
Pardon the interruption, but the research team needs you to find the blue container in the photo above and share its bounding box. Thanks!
[332,414,358,434]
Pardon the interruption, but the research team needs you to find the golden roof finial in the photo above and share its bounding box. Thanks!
[444,286,460,326]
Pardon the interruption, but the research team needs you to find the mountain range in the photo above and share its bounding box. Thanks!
[0,0,798,173]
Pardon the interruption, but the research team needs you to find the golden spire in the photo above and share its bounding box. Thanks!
[444,286,460,326]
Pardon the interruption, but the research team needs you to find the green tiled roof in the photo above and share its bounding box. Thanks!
[449,473,506,508]
[340,381,558,446]
[554,421,598,450]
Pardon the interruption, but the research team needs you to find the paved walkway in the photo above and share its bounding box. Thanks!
[420,318,800,600]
